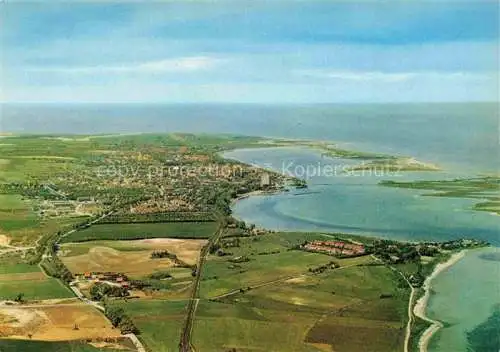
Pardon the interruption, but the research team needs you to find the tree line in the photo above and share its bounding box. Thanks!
[97,211,215,224]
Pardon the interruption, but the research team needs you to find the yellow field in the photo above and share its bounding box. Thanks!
[60,238,206,277]
[0,303,121,341]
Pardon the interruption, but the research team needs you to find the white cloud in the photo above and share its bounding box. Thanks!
[27,56,223,74]
[295,69,493,82]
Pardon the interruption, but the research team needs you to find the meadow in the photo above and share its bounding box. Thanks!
[0,340,130,352]
[110,299,188,352]
[199,232,373,298]
[0,263,73,300]
[61,222,218,243]
[193,264,408,351]
[191,231,409,351]
[193,300,321,352]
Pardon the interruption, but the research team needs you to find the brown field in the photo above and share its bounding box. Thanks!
[134,238,206,265]
[0,303,121,341]
[61,238,206,277]
[306,315,404,352]
[62,246,176,277]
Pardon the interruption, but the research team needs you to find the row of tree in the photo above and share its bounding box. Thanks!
[98,211,215,224]
[40,256,74,283]
[104,305,139,335]
[150,250,177,260]
[308,261,339,274]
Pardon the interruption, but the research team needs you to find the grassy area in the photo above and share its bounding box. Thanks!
[473,200,500,215]
[110,299,188,352]
[380,177,500,215]
[0,277,73,300]
[192,230,409,351]
[193,300,321,352]
[306,315,404,352]
[0,263,73,300]
[380,177,500,195]
[200,232,374,298]
[61,222,218,243]
[0,340,127,352]
[0,194,39,232]
[204,264,408,352]
[0,263,41,275]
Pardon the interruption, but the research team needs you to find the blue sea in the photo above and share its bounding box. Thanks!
[2,102,499,351]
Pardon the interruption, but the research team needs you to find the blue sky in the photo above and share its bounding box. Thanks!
[1,1,498,103]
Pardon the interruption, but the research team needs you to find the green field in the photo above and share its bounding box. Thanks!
[0,339,129,352]
[0,263,74,300]
[110,299,188,352]
[194,264,408,351]
[193,300,320,352]
[61,222,218,243]
[0,194,39,232]
[191,231,409,351]
[200,232,373,298]
[0,277,73,300]
[0,262,41,275]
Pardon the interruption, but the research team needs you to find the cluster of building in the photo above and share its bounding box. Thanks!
[37,198,101,218]
[302,240,366,257]
[78,272,131,289]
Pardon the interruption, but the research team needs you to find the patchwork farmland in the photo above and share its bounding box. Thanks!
[0,133,468,351]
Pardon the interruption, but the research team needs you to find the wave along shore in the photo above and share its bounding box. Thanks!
[413,250,468,352]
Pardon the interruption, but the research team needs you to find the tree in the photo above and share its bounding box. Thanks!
[105,306,125,327]
[14,293,25,303]
[90,282,129,301]
[119,316,139,334]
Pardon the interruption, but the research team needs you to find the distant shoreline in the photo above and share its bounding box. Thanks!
[413,250,467,352]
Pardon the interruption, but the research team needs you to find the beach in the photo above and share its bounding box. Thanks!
[413,250,468,352]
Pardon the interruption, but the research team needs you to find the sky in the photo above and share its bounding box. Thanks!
[1,1,498,103]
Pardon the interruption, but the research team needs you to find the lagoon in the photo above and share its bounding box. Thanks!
[225,147,500,246]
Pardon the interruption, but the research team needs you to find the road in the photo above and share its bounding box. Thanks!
[367,255,415,352]
[387,264,414,352]
[179,220,225,352]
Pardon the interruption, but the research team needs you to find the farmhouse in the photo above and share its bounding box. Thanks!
[78,272,129,284]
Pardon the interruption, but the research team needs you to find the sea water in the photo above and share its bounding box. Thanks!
[427,247,500,352]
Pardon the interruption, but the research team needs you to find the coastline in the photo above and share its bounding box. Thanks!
[231,190,268,205]
[413,250,468,352]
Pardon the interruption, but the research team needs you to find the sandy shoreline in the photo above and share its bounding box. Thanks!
[413,250,467,352]
[230,190,271,206]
